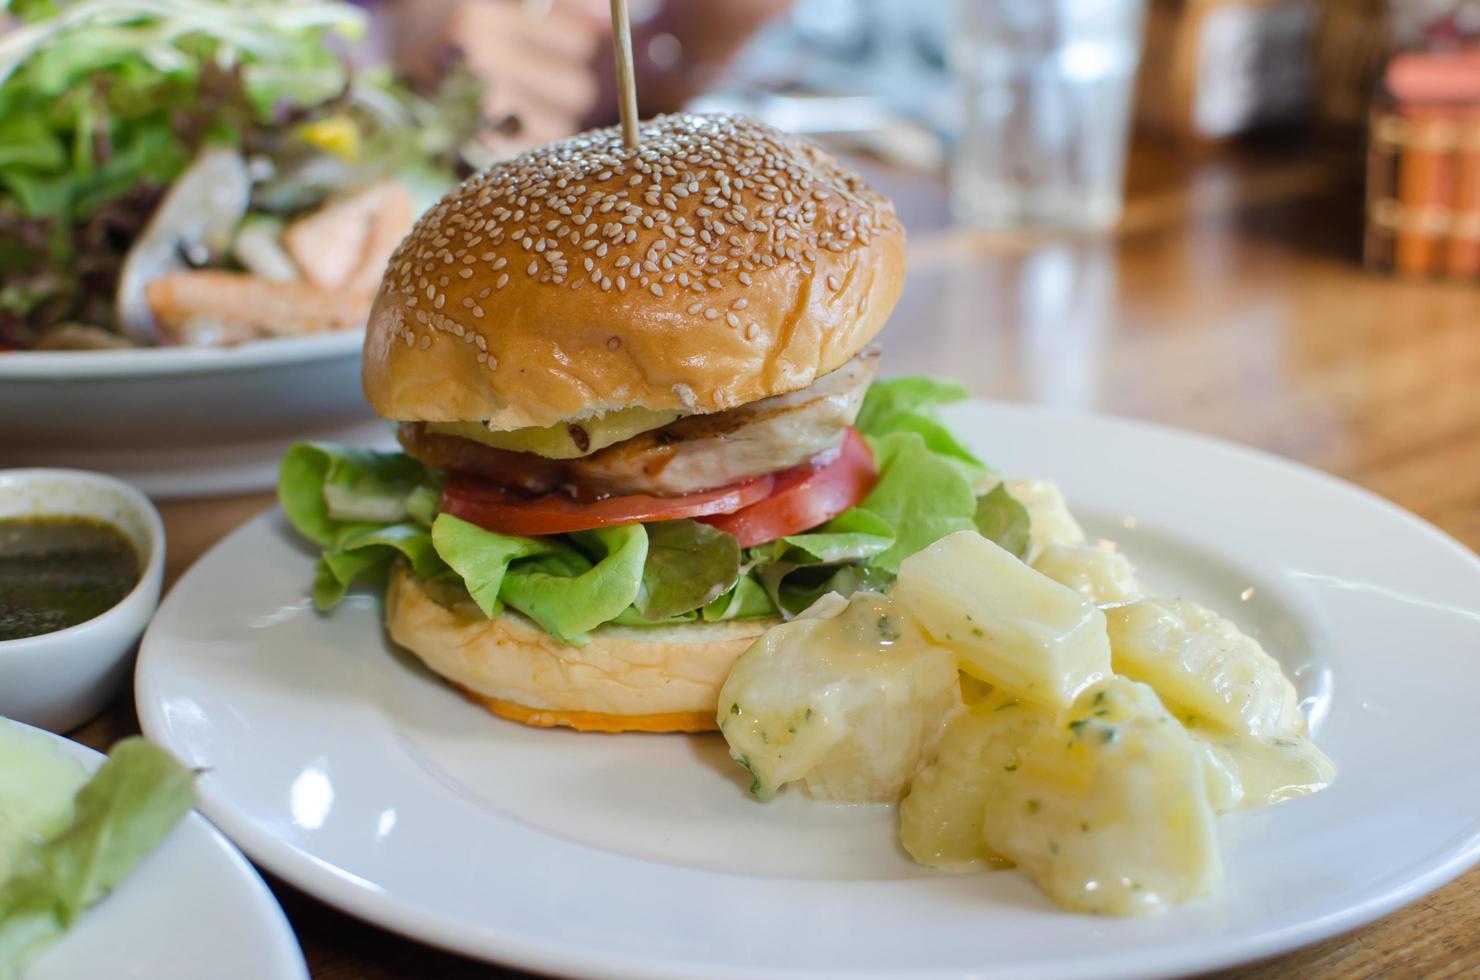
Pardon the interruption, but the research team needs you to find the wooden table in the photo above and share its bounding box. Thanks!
[74,139,1480,978]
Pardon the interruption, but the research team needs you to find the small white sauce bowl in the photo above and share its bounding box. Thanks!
[0,469,165,731]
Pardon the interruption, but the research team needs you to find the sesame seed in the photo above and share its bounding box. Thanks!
[704,308,720,320]
[608,336,622,349]
[382,113,897,306]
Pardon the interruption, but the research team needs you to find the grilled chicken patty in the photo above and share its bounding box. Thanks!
[401,350,878,498]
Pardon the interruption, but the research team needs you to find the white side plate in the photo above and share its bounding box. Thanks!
[135,402,1480,979]
[12,722,307,980]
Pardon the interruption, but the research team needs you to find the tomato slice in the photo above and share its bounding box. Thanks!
[440,472,776,537]
[697,428,876,547]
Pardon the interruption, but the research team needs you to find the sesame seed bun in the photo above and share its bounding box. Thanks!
[385,563,778,732]
[363,113,906,431]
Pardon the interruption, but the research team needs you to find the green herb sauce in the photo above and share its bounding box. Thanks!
[0,517,140,640]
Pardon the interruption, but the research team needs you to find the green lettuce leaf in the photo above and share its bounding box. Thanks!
[974,483,1031,560]
[279,443,437,546]
[609,606,699,627]
[0,724,87,885]
[854,431,979,573]
[700,574,776,622]
[0,737,194,980]
[430,514,569,618]
[855,376,969,434]
[314,522,448,610]
[770,507,895,564]
[854,376,987,483]
[499,525,649,642]
[756,562,895,619]
[634,520,742,621]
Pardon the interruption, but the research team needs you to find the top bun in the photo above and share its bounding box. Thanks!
[363,113,905,430]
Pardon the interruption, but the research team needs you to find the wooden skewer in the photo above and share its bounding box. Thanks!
[609,0,640,148]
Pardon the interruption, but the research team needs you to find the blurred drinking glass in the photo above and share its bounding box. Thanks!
[950,0,1146,230]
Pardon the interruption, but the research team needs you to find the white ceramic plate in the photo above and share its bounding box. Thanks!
[11,722,307,980]
[0,331,389,498]
[134,402,1480,980]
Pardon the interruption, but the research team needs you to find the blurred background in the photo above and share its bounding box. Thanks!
[2,0,1476,517]
[6,0,1476,342]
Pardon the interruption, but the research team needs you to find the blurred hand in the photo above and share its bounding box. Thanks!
[391,0,792,153]
[393,0,608,155]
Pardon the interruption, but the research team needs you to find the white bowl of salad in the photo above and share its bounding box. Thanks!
[0,0,497,496]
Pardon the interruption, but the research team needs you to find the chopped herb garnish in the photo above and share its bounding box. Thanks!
[877,615,901,641]
[731,702,741,716]
[970,627,984,637]
[1027,799,1040,813]
[737,754,763,797]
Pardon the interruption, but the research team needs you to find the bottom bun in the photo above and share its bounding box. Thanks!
[385,563,777,733]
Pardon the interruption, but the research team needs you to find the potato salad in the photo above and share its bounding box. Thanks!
[716,481,1334,916]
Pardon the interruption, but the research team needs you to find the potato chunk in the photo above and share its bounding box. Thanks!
[1194,729,1335,809]
[895,531,1111,711]
[1105,599,1302,738]
[717,592,960,802]
[899,690,1051,870]
[1032,543,1143,603]
[980,678,1221,916]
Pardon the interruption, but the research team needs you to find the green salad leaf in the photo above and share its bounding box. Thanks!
[0,732,194,980]
[430,514,567,618]
[314,522,446,609]
[0,0,493,348]
[0,724,87,886]
[855,431,979,574]
[769,507,895,565]
[499,525,649,642]
[700,574,775,622]
[634,520,741,621]
[974,483,1032,560]
[280,443,438,546]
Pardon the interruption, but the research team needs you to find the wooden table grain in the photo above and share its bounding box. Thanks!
[72,139,1480,978]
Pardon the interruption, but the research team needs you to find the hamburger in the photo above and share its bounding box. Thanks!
[280,113,1022,733]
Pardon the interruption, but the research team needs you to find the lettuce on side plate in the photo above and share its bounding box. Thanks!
[0,725,195,979]
[277,377,1031,639]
